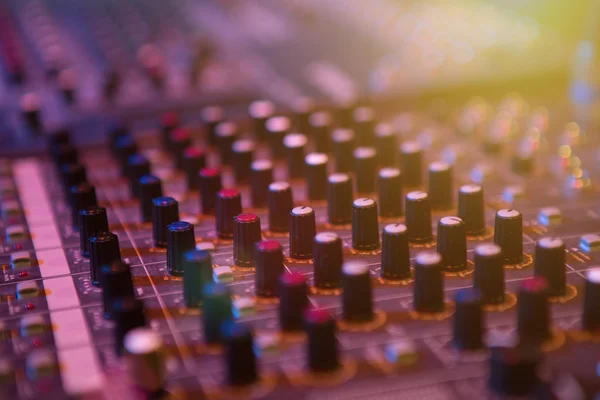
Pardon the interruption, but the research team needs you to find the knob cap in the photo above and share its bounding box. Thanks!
[289,206,316,259]
[215,122,238,165]
[517,277,551,344]
[428,161,453,211]
[313,232,343,290]
[182,250,213,308]
[405,191,433,243]
[400,141,423,187]
[139,175,163,223]
[332,129,356,173]
[452,288,484,350]
[583,268,600,333]
[101,260,135,319]
[249,160,273,208]
[182,146,206,189]
[473,243,505,305]
[534,237,566,297]
[381,224,411,281]
[249,100,275,142]
[69,183,97,228]
[202,283,233,345]
[305,309,339,373]
[436,216,467,272]
[413,251,445,313]
[278,272,309,332]
[152,197,179,247]
[309,111,333,153]
[201,105,225,146]
[216,189,242,239]
[266,116,290,158]
[267,182,293,233]
[222,322,258,387]
[377,168,403,218]
[283,133,307,179]
[114,297,146,356]
[233,213,262,268]
[126,154,151,198]
[254,240,284,297]
[457,184,486,236]
[198,168,222,215]
[488,345,541,397]
[167,221,196,277]
[79,207,109,257]
[342,261,374,322]
[123,328,165,393]
[305,153,329,201]
[494,209,523,264]
[89,232,121,287]
[231,139,255,184]
[374,123,398,167]
[327,173,353,225]
[351,198,380,251]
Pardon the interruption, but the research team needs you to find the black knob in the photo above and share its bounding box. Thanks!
[517,277,551,345]
[181,146,206,189]
[79,207,109,257]
[249,100,275,142]
[21,93,41,131]
[152,196,180,247]
[488,345,541,397]
[309,111,333,153]
[89,232,121,287]
[583,268,600,333]
[139,175,163,223]
[182,250,213,308]
[289,206,316,259]
[233,213,262,268]
[494,209,523,264]
[167,221,196,276]
[267,182,293,233]
[48,128,71,150]
[342,261,373,322]
[381,223,411,281]
[101,260,135,319]
[126,154,151,198]
[249,160,273,208]
[69,183,97,229]
[279,272,309,332]
[313,232,343,290]
[327,173,353,225]
[511,149,534,175]
[216,189,242,239]
[168,128,192,169]
[452,288,484,351]
[291,97,314,134]
[336,101,355,128]
[305,152,329,201]
[351,198,380,251]
[231,139,255,184]
[200,105,224,147]
[353,147,377,194]
[534,237,566,297]
[160,112,179,149]
[202,283,233,345]
[457,184,486,236]
[60,163,87,194]
[405,191,433,243]
[427,161,453,211]
[352,106,376,146]
[108,124,128,153]
[52,143,79,167]
[114,136,138,175]
[332,129,356,173]
[437,216,467,272]
[377,167,403,218]
[214,121,238,165]
[113,297,146,356]
[198,167,222,215]
[304,309,339,373]
[265,116,290,159]
[374,123,398,167]
[222,321,258,387]
[254,240,284,297]
[283,133,307,179]
[400,141,423,187]
[473,243,506,305]
[413,251,445,313]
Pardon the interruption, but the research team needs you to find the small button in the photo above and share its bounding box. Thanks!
[232,297,256,318]
[469,163,494,184]
[384,340,419,367]
[0,358,14,382]
[502,185,525,203]
[11,251,31,268]
[254,333,281,357]
[580,234,600,253]
[196,242,216,252]
[6,225,26,243]
[21,315,45,337]
[26,349,57,381]
[1,200,21,219]
[537,207,562,226]
[16,280,39,299]
[213,266,234,283]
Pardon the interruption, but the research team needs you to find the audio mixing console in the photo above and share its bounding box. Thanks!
[1,1,600,400]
